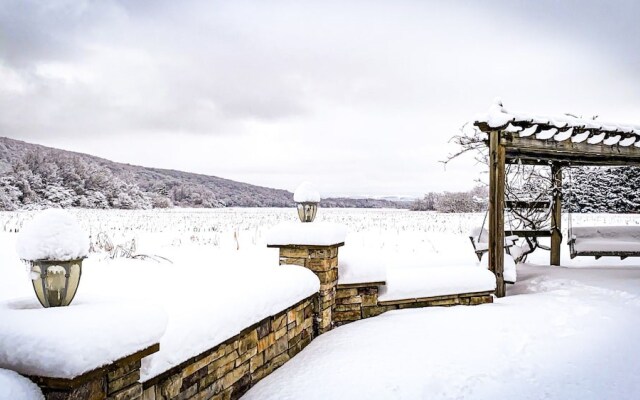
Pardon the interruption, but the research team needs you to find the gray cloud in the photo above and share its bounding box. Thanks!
[1,0,639,195]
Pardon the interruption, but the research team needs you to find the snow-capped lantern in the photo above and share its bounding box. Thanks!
[294,182,320,223]
[16,209,90,308]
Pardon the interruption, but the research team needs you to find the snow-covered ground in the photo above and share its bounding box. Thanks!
[1,208,639,398]
[245,263,640,400]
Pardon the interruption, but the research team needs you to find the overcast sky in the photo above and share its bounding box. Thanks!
[1,0,639,197]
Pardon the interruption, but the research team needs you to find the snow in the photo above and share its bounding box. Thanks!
[338,245,387,285]
[16,209,89,261]
[266,221,347,246]
[535,127,557,140]
[553,127,573,141]
[476,99,640,139]
[378,266,496,302]
[519,125,537,137]
[587,132,606,144]
[571,131,590,143]
[128,253,320,380]
[0,298,167,378]
[620,136,636,147]
[572,226,640,253]
[469,227,518,251]
[0,368,43,400]
[293,181,321,203]
[3,208,640,394]
[603,135,621,145]
[244,263,640,400]
[1,227,319,381]
[479,250,517,283]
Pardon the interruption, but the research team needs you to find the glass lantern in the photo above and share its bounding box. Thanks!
[29,259,83,307]
[297,202,318,223]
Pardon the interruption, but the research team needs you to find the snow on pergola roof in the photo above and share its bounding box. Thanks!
[474,99,640,148]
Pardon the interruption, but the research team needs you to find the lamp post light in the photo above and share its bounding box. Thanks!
[28,259,84,308]
[16,209,90,308]
[294,182,321,223]
[296,202,318,223]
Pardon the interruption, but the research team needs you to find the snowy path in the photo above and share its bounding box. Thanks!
[244,264,640,400]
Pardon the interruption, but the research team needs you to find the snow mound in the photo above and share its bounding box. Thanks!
[266,222,347,246]
[293,181,321,203]
[479,251,517,283]
[0,299,167,379]
[0,369,43,400]
[338,246,387,285]
[140,262,320,380]
[378,266,496,302]
[16,209,89,261]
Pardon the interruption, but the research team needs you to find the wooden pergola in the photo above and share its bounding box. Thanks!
[474,101,640,297]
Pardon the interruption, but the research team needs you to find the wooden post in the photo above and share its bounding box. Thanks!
[489,131,506,297]
[550,163,562,266]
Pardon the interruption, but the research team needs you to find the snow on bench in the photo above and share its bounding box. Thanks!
[572,226,640,254]
[469,227,519,252]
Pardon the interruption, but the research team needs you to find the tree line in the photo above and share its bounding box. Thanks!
[412,167,640,214]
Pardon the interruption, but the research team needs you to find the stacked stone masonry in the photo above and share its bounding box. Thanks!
[334,284,494,326]
[27,241,497,400]
[30,345,158,400]
[274,244,342,334]
[141,295,315,400]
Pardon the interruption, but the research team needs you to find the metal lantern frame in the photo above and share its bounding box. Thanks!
[297,202,318,223]
[29,258,84,308]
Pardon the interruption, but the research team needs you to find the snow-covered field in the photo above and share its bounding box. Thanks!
[1,208,639,399]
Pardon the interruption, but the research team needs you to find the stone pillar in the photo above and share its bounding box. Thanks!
[29,344,159,400]
[270,243,343,335]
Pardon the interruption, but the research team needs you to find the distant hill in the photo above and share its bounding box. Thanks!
[0,137,409,210]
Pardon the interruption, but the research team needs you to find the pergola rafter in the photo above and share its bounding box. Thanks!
[473,100,640,297]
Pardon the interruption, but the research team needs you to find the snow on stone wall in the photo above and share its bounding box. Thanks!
[266,222,347,246]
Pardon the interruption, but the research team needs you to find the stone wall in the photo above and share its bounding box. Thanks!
[29,345,158,400]
[141,295,315,400]
[334,284,382,326]
[273,244,342,335]
[334,284,493,326]
[26,240,497,400]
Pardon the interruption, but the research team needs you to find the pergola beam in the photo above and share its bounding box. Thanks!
[501,136,640,165]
